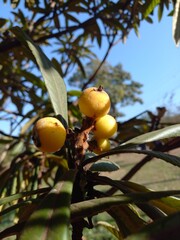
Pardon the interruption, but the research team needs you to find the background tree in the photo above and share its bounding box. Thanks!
[68,59,143,116]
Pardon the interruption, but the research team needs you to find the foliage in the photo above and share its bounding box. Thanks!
[68,59,143,116]
[0,1,180,240]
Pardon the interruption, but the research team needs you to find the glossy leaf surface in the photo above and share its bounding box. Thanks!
[19,170,76,240]
[11,27,68,123]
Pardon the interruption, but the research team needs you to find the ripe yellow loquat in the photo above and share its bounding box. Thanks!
[93,138,111,154]
[78,86,111,118]
[32,117,66,153]
[93,114,117,138]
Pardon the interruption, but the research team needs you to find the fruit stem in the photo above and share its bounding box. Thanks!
[97,85,103,91]
[74,117,95,166]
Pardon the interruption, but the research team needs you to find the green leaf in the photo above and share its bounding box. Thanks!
[71,190,180,222]
[10,27,68,123]
[108,205,146,238]
[125,212,180,240]
[67,90,82,97]
[158,2,164,21]
[142,0,161,18]
[20,116,39,135]
[19,170,76,240]
[82,148,180,168]
[173,0,180,46]
[0,188,49,206]
[97,221,122,239]
[51,58,63,77]
[121,181,180,214]
[0,18,8,28]
[129,150,180,168]
[151,197,180,214]
[121,124,180,147]
[11,0,20,8]
[89,160,120,172]
[74,56,86,77]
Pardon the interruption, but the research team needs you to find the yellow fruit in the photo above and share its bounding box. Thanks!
[78,86,111,118]
[32,117,66,153]
[93,114,117,138]
[93,138,111,154]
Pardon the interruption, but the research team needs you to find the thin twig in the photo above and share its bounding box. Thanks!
[82,34,117,90]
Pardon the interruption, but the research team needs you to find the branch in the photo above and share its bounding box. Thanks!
[0,16,100,53]
[0,0,132,54]
[82,33,117,90]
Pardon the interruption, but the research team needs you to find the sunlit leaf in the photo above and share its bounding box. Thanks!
[121,181,180,214]
[71,190,180,222]
[97,221,122,239]
[108,205,146,238]
[151,197,180,214]
[0,188,49,206]
[10,27,68,123]
[142,0,161,18]
[120,124,180,147]
[19,170,76,240]
[11,0,20,9]
[173,0,180,46]
[68,90,82,97]
[20,116,39,135]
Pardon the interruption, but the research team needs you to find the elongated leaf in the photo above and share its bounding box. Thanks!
[89,160,120,172]
[82,148,180,168]
[151,197,180,214]
[158,2,164,21]
[124,149,180,168]
[121,124,180,146]
[10,27,68,123]
[0,188,49,206]
[108,205,146,237]
[0,18,8,27]
[125,212,180,240]
[142,0,161,18]
[71,190,180,222]
[97,221,122,240]
[11,0,20,8]
[68,90,82,97]
[121,181,180,214]
[173,0,180,46]
[19,170,76,240]
[20,116,39,135]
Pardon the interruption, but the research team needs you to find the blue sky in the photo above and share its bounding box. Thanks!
[94,9,180,120]
[118,15,180,119]
[1,2,180,125]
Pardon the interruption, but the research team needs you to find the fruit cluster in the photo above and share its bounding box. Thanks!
[78,86,117,154]
[32,86,117,156]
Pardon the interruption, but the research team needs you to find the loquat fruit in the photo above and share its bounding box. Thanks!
[78,86,111,118]
[93,138,111,154]
[32,117,66,153]
[93,114,117,138]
